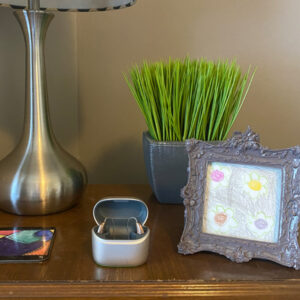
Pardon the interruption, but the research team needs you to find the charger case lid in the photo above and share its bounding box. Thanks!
[93,197,149,226]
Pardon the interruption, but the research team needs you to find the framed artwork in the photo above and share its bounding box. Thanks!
[178,128,300,269]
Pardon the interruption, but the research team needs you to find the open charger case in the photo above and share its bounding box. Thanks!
[92,197,150,267]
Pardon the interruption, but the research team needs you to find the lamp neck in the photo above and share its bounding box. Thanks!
[14,10,55,148]
[28,0,40,10]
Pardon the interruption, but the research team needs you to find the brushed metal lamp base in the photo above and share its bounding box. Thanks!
[0,3,87,215]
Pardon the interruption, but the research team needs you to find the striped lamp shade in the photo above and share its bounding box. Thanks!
[0,0,136,12]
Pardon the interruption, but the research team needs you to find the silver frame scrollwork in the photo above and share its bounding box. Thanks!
[178,127,300,269]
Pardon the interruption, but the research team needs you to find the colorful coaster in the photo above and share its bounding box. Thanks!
[0,227,55,262]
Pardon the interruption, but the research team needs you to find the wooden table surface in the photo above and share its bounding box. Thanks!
[1,184,300,299]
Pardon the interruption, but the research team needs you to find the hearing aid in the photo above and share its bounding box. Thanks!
[128,217,144,235]
[97,217,107,234]
[136,222,144,234]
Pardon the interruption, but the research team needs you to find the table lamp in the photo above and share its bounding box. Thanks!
[0,0,136,215]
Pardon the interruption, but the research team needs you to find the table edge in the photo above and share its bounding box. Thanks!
[1,280,300,297]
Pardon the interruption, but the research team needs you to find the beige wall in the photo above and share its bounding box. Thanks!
[77,0,300,183]
[0,8,78,158]
[1,0,300,184]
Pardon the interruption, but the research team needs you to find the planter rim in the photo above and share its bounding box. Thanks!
[143,132,186,146]
[143,131,220,146]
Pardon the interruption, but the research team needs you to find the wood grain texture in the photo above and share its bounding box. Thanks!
[0,184,300,298]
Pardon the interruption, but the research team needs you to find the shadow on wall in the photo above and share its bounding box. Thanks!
[89,136,148,184]
[77,0,300,187]
[0,8,24,157]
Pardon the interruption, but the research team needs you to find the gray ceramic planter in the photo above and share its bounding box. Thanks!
[143,132,188,204]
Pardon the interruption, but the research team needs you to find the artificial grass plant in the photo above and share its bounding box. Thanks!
[125,57,255,141]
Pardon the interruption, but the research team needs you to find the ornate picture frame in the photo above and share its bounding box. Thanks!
[178,128,300,269]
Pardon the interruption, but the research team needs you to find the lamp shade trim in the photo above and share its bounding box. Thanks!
[0,0,136,12]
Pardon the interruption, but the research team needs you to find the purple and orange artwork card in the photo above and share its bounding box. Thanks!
[0,227,55,262]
